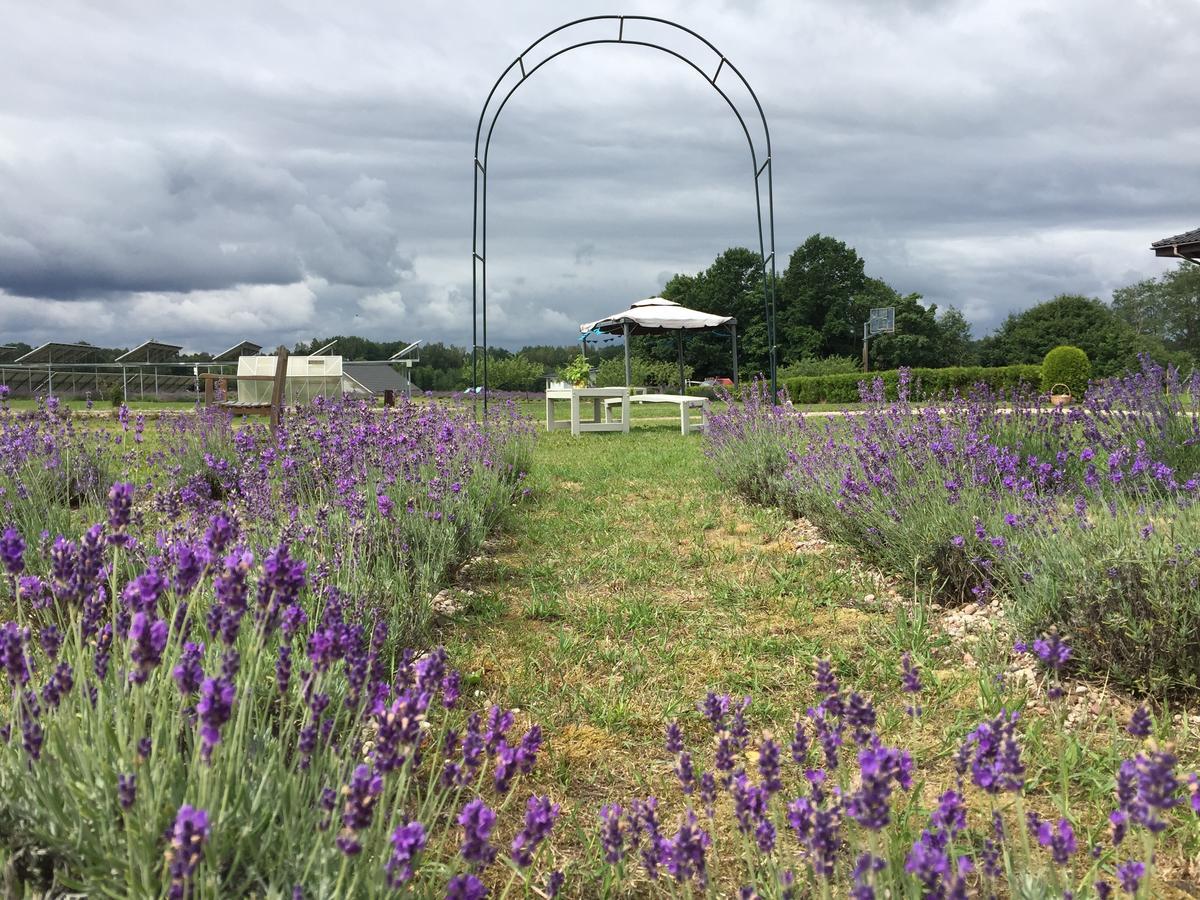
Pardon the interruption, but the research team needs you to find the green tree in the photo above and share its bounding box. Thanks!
[866,283,944,370]
[1113,264,1200,362]
[977,294,1144,377]
[652,248,762,378]
[778,234,867,360]
[936,306,976,366]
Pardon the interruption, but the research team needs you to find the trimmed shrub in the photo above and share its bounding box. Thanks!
[1041,345,1090,397]
[784,364,1042,404]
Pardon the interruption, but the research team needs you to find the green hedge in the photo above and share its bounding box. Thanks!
[784,364,1042,404]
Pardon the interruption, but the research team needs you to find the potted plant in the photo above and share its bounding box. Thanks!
[560,355,592,388]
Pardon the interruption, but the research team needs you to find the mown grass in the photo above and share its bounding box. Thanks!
[436,418,1200,896]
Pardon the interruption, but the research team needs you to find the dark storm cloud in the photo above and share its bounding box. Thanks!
[0,0,1197,351]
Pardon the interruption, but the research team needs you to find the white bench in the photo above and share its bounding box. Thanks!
[545,387,630,435]
[604,393,709,435]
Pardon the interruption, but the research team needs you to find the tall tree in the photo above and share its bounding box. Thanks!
[936,306,976,366]
[778,234,867,361]
[977,294,1145,376]
[864,281,945,370]
[1113,264,1200,361]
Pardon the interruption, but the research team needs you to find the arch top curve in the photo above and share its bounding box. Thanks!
[472,15,772,173]
[470,15,779,412]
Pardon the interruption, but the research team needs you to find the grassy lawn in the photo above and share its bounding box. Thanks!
[436,418,1199,894]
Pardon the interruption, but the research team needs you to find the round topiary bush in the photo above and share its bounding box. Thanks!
[1041,345,1090,398]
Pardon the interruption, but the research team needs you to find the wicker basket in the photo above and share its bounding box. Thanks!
[1049,383,1073,407]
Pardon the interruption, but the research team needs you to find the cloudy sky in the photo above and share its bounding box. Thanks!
[1,0,1197,354]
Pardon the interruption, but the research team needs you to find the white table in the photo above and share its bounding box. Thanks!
[604,393,710,435]
[545,387,630,436]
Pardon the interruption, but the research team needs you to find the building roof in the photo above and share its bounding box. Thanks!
[212,340,263,362]
[1152,227,1200,260]
[343,363,411,394]
[115,340,183,364]
[15,342,105,365]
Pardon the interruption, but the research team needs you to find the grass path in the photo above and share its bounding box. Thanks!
[436,423,990,886]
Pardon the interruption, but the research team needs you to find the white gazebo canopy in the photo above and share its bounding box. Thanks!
[580,298,739,393]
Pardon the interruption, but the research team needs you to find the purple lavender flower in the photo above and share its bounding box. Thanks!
[959,710,1025,794]
[107,482,134,534]
[515,725,541,774]
[675,751,696,795]
[1116,860,1145,894]
[510,794,560,867]
[699,692,731,730]
[445,874,487,900]
[196,676,235,762]
[39,624,63,660]
[663,810,710,886]
[127,612,168,684]
[1028,813,1078,864]
[905,829,951,895]
[1129,748,1182,833]
[483,705,514,752]
[94,623,112,680]
[1127,705,1152,739]
[41,661,73,707]
[166,804,210,899]
[599,803,624,864]
[275,645,292,695]
[384,820,426,887]
[442,670,461,708]
[172,642,205,696]
[20,691,43,761]
[846,741,914,831]
[791,717,809,766]
[0,623,31,687]
[545,870,564,898]
[1,527,26,576]
[337,764,383,855]
[758,735,783,795]
[1032,632,1071,672]
[930,790,966,835]
[845,693,877,745]
[118,773,136,810]
[787,794,842,879]
[458,797,497,867]
[852,853,886,900]
[665,719,684,754]
[699,771,717,817]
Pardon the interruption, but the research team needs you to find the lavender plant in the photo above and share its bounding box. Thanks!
[0,488,557,896]
[586,656,1199,898]
[704,362,1200,694]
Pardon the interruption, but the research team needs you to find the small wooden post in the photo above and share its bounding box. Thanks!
[268,345,288,434]
[383,389,395,407]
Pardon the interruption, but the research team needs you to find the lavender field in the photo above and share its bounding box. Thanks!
[0,382,1197,898]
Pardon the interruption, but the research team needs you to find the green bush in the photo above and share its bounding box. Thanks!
[595,357,692,390]
[777,355,860,379]
[1041,345,1091,397]
[784,364,1042,404]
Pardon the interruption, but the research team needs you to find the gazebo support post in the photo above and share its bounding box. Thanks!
[623,322,632,388]
[731,324,739,396]
[676,330,685,395]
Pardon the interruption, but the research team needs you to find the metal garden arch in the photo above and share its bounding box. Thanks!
[472,15,779,414]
